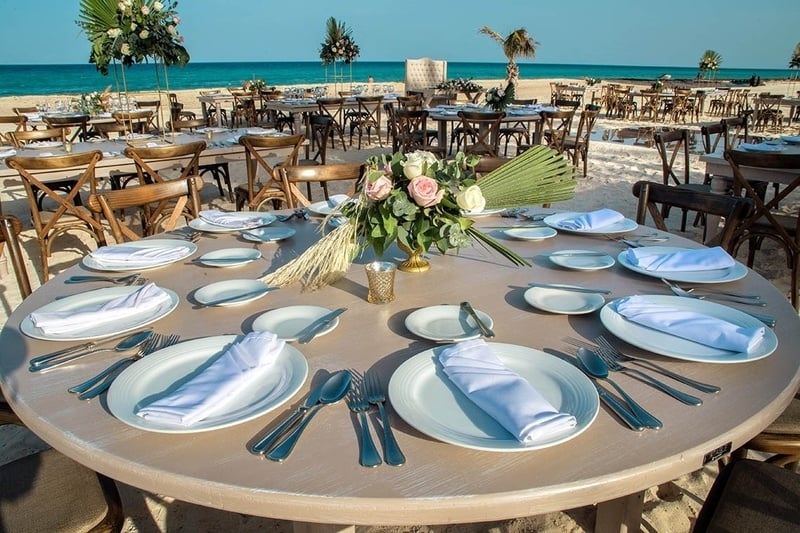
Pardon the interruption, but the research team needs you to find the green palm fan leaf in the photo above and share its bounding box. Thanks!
[477,145,576,208]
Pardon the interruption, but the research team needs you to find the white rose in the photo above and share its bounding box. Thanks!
[139,30,149,39]
[120,43,131,56]
[167,24,177,35]
[107,27,121,38]
[401,151,436,179]
[456,185,486,212]
[153,1,163,11]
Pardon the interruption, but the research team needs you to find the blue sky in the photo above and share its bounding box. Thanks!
[1,0,797,68]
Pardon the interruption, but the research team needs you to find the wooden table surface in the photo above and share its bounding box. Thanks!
[2,209,798,532]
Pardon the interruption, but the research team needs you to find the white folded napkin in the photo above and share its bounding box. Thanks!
[557,208,624,230]
[626,246,735,271]
[327,194,350,208]
[616,295,765,353]
[29,283,171,336]
[135,332,287,426]
[439,339,577,445]
[199,210,270,229]
[90,244,188,267]
[0,148,17,158]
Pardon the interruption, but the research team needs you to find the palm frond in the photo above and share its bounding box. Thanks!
[479,26,505,45]
[477,146,576,208]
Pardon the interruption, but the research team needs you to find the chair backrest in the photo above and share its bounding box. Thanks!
[239,134,305,210]
[112,109,153,134]
[136,99,162,129]
[722,115,748,147]
[42,114,90,142]
[168,118,208,132]
[632,180,752,249]
[554,98,581,110]
[317,98,346,127]
[0,115,27,144]
[123,141,206,185]
[278,163,365,209]
[574,109,599,143]
[427,94,456,107]
[540,109,575,153]
[700,121,726,154]
[91,120,127,139]
[88,176,204,242]
[305,115,333,164]
[354,96,383,127]
[393,109,430,153]
[405,58,447,93]
[397,94,424,110]
[457,110,504,157]
[9,128,65,148]
[0,215,32,298]
[653,129,691,186]
[473,156,511,177]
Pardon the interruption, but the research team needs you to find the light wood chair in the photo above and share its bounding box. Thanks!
[234,134,304,211]
[43,114,91,142]
[6,151,107,280]
[112,109,153,134]
[0,114,27,144]
[0,214,32,299]
[122,141,206,186]
[277,163,365,209]
[88,176,204,243]
[136,99,162,130]
[631,180,752,250]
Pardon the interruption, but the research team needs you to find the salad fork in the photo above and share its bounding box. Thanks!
[593,335,720,394]
[347,372,381,467]
[364,370,405,466]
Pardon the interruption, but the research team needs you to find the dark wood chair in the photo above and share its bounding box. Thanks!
[168,119,233,201]
[348,95,383,149]
[562,108,599,177]
[42,114,90,142]
[278,163,365,209]
[393,108,442,155]
[456,110,504,157]
[539,109,575,154]
[316,97,348,150]
[88,176,204,243]
[234,134,304,211]
[297,115,333,200]
[497,98,537,157]
[6,151,107,280]
[631,180,752,250]
[725,150,800,308]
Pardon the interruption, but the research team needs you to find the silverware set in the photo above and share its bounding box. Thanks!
[347,370,406,467]
[65,273,142,285]
[566,335,724,431]
[660,278,776,326]
[29,329,154,372]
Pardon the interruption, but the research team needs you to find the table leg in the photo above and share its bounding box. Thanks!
[595,491,644,533]
[292,522,354,533]
[438,120,448,154]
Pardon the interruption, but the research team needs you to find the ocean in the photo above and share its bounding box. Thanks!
[0,61,793,97]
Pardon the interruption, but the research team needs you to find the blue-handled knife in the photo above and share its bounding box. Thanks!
[297,308,347,344]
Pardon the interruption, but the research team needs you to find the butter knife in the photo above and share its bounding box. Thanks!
[527,282,612,295]
[297,308,347,344]
[459,301,495,338]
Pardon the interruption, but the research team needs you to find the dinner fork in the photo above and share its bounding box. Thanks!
[593,346,703,406]
[661,278,767,307]
[364,370,405,466]
[593,335,720,394]
[347,372,382,467]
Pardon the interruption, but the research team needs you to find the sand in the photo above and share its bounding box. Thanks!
[0,77,797,532]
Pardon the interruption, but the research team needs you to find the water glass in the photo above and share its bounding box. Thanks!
[365,261,396,304]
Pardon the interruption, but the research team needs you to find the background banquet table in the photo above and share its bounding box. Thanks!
[1,209,798,533]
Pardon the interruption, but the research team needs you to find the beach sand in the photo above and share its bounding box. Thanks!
[0,77,797,532]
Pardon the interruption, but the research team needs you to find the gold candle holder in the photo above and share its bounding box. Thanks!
[365,261,396,304]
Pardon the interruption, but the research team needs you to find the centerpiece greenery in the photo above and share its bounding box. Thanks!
[319,17,360,65]
[698,50,721,80]
[436,78,485,95]
[485,81,515,111]
[262,147,576,289]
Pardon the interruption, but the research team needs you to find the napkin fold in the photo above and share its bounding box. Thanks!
[327,194,350,208]
[556,208,624,230]
[135,332,287,426]
[626,246,735,271]
[615,295,765,353]
[90,244,188,268]
[199,210,269,229]
[29,283,172,336]
[439,339,577,445]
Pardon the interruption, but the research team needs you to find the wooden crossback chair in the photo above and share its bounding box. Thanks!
[316,97,348,150]
[43,114,90,142]
[88,176,204,243]
[0,214,32,299]
[123,140,205,186]
[7,151,107,280]
[234,134,304,211]
[277,163,365,209]
[393,109,431,154]
[631,180,752,250]
[0,114,27,144]
[112,109,153,134]
[456,110,504,157]
[297,115,333,201]
[562,108,599,177]
[348,95,384,149]
[167,120,233,201]
[539,109,575,154]
[725,150,800,308]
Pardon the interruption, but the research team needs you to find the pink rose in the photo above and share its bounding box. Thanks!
[365,175,392,201]
[407,176,444,208]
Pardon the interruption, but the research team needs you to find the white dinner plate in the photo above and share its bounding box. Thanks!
[123,133,155,140]
[82,239,197,272]
[195,247,261,267]
[21,286,179,341]
[388,343,599,451]
[524,287,606,315]
[405,304,493,342]
[197,127,228,134]
[308,201,342,216]
[0,148,17,158]
[241,226,296,242]
[252,305,340,341]
[616,246,748,284]
[548,250,615,270]
[189,213,276,233]
[25,141,62,149]
[462,208,505,217]
[503,227,557,240]
[544,212,638,235]
[107,335,308,433]
[194,279,272,307]
[739,143,784,153]
[600,295,778,363]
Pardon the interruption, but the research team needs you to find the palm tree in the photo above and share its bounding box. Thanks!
[789,42,800,79]
[698,50,722,80]
[479,27,538,88]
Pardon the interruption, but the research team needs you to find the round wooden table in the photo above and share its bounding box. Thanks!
[2,210,798,533]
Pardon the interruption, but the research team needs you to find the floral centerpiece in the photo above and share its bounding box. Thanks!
[75,91,107,114]
[584,77,601,86]
[262,146,576,289]
[485,81,515,111]
[244,78,268,94]
[319,17,360,65]
[77,0,189,75]
[436,78,485,95]
[698,50,721,80]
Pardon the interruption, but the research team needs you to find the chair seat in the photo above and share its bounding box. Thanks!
[765,395,800,435]
[39,207,95,226]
